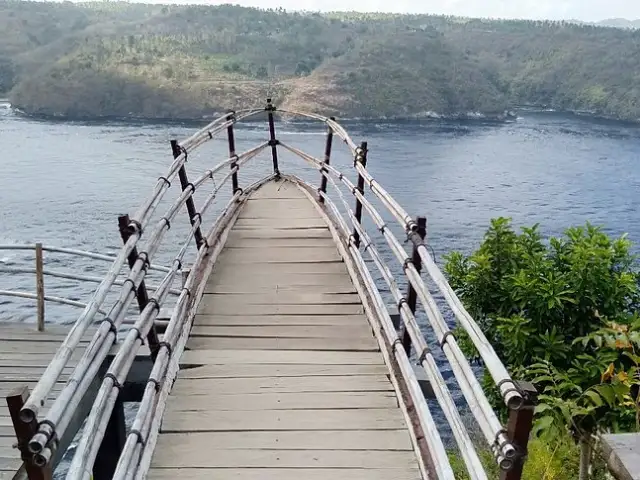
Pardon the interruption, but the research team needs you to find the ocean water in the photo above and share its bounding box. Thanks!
[1,105,639,464]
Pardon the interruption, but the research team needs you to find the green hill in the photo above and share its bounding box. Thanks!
[3,1,640,121]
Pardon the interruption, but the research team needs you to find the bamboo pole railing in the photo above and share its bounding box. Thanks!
[8,101,536,480]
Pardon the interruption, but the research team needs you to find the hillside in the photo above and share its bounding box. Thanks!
[3,1,640,121]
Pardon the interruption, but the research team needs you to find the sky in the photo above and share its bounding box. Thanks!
[101,0,640,22]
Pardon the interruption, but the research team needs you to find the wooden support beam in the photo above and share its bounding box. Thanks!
[170,139,205,250]
[500,380,538,480]
[118,215,159,362]
[318,118,334,204]
[401,216,427,355]
[266,98,280,177]
[226,112,240,193]
[352,142,368,248]
[35,243,45,332]
[6,386,52,480]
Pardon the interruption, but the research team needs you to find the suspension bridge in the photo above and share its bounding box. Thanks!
[0,99,633,480]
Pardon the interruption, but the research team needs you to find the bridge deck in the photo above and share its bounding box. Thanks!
[0,325,94,477]
[148,180,423,479]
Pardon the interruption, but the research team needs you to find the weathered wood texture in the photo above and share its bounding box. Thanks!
[0,324,95,475]
[601,433,640,480]
[150,179,422,479]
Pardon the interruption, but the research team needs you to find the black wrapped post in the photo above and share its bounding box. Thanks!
[266,98,280,177]
[352,142,368,248]
[318,117,334,204]
[170,140,204,250]
[401,216,427,355]
[118,215,159,362]
[226,112,240,193]
[500,381,538,480]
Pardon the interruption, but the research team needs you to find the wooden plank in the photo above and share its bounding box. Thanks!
[601,433,640,480]
[226,238,335,249]
[211,262,346,275]
[196,302,364,316]
[205,283,357,294]
[216,247,341,263]
[206,273,354,288]
[225,228,331,239]
[151,448,418,468]
[171,376,393,395]
[234,218,328,229]
[148,468,422,480]
[250,181,307,199]
[189,325,372,339]
[179,349,384,366]
[154,430,412,451]
[165,392,398,411]
[186,336,377,351]
[178,364,389,379]
[200,292,361,306]
[0,459,20,472]
[193,314,367,326]
[162,408,406,433]
[239,209,320,219]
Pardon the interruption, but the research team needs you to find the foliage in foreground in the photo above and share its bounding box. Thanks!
[449,435,608,480]
[445,218,640,474]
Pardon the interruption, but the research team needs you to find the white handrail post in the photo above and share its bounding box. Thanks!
[35,242,45,332]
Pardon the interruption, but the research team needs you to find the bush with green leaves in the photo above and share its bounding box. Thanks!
[445,218,640,477]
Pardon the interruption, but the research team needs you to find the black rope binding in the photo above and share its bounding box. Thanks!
[103,317,118,336]
[179,146,188,161]
[438,330,455,349]
[129,327,144,342]
[158,176,171,188]
[418,347,430,364]
[397,297,408,311]
[148,377,161,391]
[185,182,195,193]
[103,372,122,389]
[157,341,173,357]
[392,338,403,349]
[138,251,151,270]
[130,428,146,446]
[161,217,171,230]
[402,257,413,270]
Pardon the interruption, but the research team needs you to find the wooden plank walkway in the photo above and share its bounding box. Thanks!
[148,180,423,479]
[0,325,93,478]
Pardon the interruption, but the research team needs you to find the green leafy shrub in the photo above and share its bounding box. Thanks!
[445,218,640,476]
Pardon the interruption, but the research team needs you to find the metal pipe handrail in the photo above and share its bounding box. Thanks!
[0,290,107,314]
[0,267,182,296]
[282,142,515,471]
[0,245,171,273]
[10,103,531,480]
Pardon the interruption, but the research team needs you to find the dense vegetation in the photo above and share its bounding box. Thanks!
[445,219,640,479]
[3,1,640,120]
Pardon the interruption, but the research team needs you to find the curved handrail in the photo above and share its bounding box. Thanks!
[13,101,530,480]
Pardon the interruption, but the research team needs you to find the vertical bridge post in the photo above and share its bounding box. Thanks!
[401,216,427,355]
[6,386,53,480]
[266,98,280,177]
[118,214,159,362]
[352,142,368,248]
[170,140,205,250]
[226,111,240,193]
[35,243,45,332]
[318,118,334,204]
[500,381,538,480]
